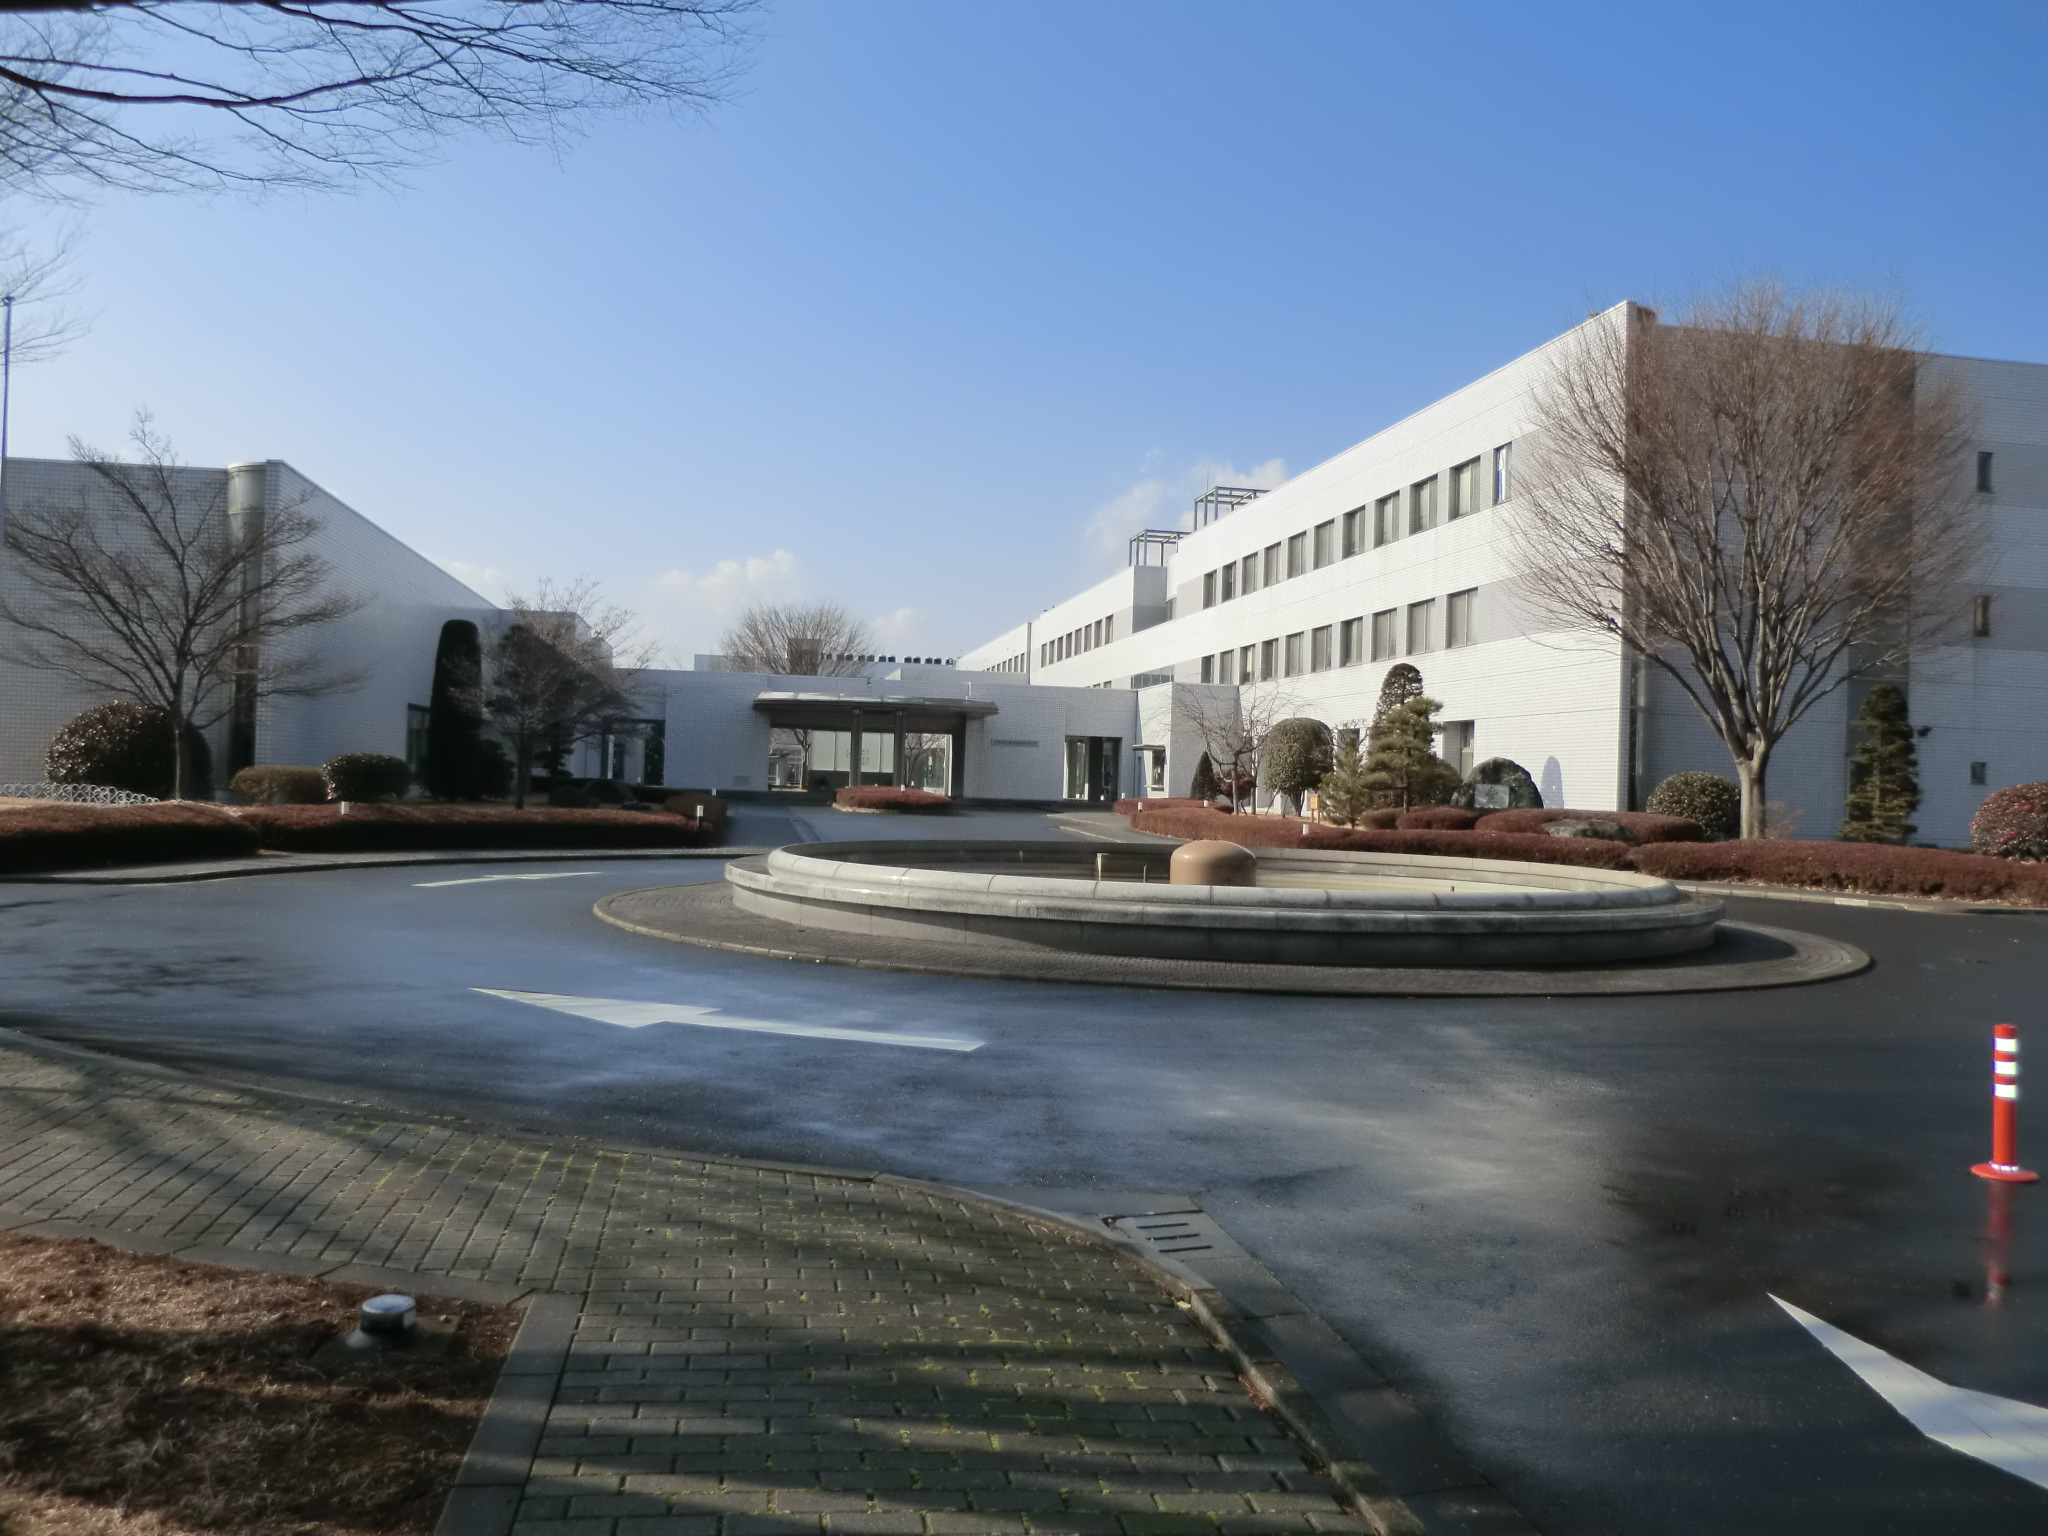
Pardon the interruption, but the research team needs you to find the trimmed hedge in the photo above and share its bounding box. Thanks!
[238,804,718,852]
[1397,806,1482,831]
[230,765,328,805]
[1113,797,1231,816]
[1125,807,1635,869]
[834,786,951,813]
[1631,840,2048,905]
[323,752,413,802]
[0,802,258,873]
[1475,808,1705,843]
[661,791,729,842]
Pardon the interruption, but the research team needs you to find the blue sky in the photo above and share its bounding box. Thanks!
[9,1,2045,661]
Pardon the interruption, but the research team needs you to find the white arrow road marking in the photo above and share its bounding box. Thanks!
[415,872,601,888]
[472,988,982,1052]
[1772,1294,2048,1488]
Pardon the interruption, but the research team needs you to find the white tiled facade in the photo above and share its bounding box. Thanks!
[959,306,2048,842]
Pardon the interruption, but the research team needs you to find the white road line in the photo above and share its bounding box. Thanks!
[473,988,982,1052]
[1772,1294,2048,1489]
[414,872,601,888]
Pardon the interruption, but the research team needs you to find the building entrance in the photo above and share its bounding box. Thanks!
[1064,736,1121,803]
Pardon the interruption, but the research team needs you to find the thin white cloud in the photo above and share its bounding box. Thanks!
[655,548,801,609]
[873,606,919,643]
[1084,457,1288,560]
[437,557,511,600]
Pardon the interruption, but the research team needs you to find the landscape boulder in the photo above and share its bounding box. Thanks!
[1451,757,1543,811]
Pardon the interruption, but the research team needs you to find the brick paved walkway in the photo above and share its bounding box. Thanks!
[0,1042,1361,1536]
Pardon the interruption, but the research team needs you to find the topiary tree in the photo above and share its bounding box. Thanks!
[1839,684,1919,843]
[1371,664,1424,731]
[1318,729,1374,827]
[1646,771,1741,840]
[424,618,486,799]
[1363,696,1460,809]
[1188,751,1220,803]
[45,701,213,800]
[322,752,413,801]
[1261,717,1333,814]
[1971,783,2048,860]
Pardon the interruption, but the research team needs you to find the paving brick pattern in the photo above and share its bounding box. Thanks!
[0,1046,1358,1536]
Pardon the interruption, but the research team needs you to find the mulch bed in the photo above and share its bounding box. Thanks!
[0,1232,518,1536]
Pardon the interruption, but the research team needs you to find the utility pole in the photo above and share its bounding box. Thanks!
[0,293,14,539]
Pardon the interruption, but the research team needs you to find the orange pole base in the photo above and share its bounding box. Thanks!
[1973,1161,2040,1183]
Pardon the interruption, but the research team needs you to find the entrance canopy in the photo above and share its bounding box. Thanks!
[751,691,998,733]
[752,692,997,796]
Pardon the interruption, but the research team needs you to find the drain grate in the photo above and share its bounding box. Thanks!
[1115,1212,1219,1256]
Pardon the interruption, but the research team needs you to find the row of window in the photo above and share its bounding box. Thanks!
[1040,613,1114,667]
[1196,588,1479,683]
[984,652,1029,675]
[1199,444,1513,611]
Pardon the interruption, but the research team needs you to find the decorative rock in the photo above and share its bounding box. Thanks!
[1452,757,1543,810]
[1545,818,1639,845]
[1170,839,1256,886]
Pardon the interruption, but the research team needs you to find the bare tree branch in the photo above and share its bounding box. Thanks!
[1512,284,1977,838]
[719,600,873,678]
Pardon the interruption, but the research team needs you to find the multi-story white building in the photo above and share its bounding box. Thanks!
[959,304,2048,846]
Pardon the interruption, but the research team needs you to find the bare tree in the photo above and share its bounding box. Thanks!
[484,577,655,806]
[1179,683,1299,814]
[0,414,361,797]
[1513,285,1976,838]
[719,600,872,677]
[0,0,758,196]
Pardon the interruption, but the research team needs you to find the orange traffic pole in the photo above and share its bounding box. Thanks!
[1972,1024,2039,1184]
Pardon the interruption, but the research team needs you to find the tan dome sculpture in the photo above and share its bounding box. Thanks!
[1170,839,1256,887]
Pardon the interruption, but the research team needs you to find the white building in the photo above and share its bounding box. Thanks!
[958,304,2048,846]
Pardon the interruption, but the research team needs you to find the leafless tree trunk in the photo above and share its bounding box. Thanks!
[1179,683,1299,815]
[484,577,655,807]
[0,415,361,798]
[0,0,757,196]
[1513,285,1976,838]
[719,601,872,677]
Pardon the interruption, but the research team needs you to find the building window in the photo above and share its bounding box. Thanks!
[1104,615,1114,642]
[1263,543,1282,586]
[1492,442,1513,504]
[1449,458,1481,520]
[1283,632,1303,676]
[1341,508,1363,558]
[1238,645,1254,683]
[1374,492,1402,547]
[1286,532,1308,578]
[1975,595,1992,636]
[1971,761,1989,785]
[1978,451,1995,494]
[1312,520,1335,568]
[1310,625,1333,672]
[1406,598,1437,654]
[1410,476,1440,534]
[1200,655,1215,683]
[1446,587,1477,647]
[1339,617,1364,666]
[1260,638,1278,680]
[405,703,430,783]
[1220,563,1236,601]
[1242,553,1259,594]
[1203,571,1217,608]
[1370,608,1398,661]
[1441,720,1475,779]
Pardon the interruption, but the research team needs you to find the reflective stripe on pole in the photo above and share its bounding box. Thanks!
[1973,1024,2039,1184]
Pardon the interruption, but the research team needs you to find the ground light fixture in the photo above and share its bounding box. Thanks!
[344,1292,419,1350]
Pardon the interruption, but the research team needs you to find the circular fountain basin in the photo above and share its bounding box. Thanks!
[725,839,1723,968]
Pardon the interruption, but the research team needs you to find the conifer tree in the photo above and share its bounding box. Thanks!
[1363,696,1461,809]
[1840,683,1920,842]
[1188,752,1220,803]
[1318,729,1375,827]
[1370,664,1425,733]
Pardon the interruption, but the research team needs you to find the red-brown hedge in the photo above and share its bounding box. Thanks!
[1125,807,1635,869]
[1475,808,1705,843]
[0,802,259,872]
[239,803,717,852]
[834,786,951,813]
[1113,797,1231,816]
[1630,839,2048,905]
[1397,806,1482,831]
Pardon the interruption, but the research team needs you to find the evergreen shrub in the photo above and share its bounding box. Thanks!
[1971,783,2048,860]
[321,753,413,801]
[1646,772,1741,839]
[230,765,327,805]
[1840,685,1920,842]
[45,702,213,801]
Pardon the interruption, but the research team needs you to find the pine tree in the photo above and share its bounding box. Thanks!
[1318,729,1374,826]
[1840,683,1919,842]
[1371,663,1424,732]
[1363,696,1461,809]
[1188,751,1220,803]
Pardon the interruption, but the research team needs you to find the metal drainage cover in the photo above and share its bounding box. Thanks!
[1111,1211,1228,1259]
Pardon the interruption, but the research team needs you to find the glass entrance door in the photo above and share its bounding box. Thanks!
[1063,737,1121,803]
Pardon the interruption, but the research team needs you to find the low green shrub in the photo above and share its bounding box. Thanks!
[45,702,213,800]
[0,802,257,873]
[322,753,413,802]
[835,786,951,813]
[1645,772,1741,839]
[1971,783,2048,859]
[239,804,714,852]
[230,765,328,805]
[1475,808,1703,843]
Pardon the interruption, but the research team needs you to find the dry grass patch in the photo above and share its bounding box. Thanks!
[0,1232,519,1536]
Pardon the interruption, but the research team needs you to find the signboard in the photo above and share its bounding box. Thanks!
[1472,782,1511,810]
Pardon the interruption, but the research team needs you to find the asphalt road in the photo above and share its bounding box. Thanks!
[4,802,2047,1535]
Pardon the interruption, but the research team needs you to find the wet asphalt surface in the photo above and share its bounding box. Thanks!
[4,803,2048,1535]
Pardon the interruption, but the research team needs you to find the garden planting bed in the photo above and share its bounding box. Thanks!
[832,786,951,813]
[0,803,260,874]
[1124,806,2048,908]
[0,1230,516,1536]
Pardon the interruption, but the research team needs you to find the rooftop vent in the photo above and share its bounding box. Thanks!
[1127,529,1183,567]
